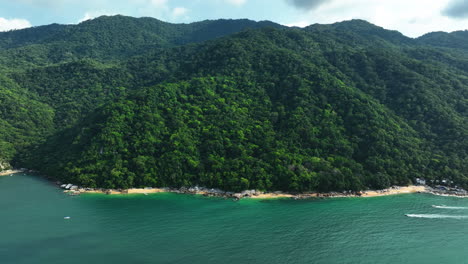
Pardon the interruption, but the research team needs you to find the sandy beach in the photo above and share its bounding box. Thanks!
[76,188,168,195]
[0,170,23,176]
[250,193,295,199]
[250,185,428,199]
[73,185,429,199]
[127,188,166,194]
[360,185,427,197]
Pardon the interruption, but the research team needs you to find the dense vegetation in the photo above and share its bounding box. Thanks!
[0,16,466,192]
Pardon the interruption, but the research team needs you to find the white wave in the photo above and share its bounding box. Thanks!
[432,205,468,210]
[405,214,468,219]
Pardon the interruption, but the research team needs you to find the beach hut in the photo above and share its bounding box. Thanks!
[415,178,426,185]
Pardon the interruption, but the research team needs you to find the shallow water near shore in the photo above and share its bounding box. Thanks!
[3,174,468,264]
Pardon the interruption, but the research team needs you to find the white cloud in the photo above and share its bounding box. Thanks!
[13,0,68,6]
[285,20,310,28]
[225,0,247,7]
[0,17,32,32]
[172,7,189,17]
[149,0,167,7]
[78,11,117,23]
[136,0,171,20]
[282,0,467,37]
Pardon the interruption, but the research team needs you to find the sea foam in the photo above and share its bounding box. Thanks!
[406,214,468,219]
[432,205,468,210]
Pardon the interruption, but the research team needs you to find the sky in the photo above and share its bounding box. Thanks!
[0,0,468,37]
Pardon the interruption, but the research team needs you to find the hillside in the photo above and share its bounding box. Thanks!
[418,30,468,51]
[0,16,466,192]
[0,15,282,69]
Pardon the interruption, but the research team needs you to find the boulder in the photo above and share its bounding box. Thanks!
[0,160,12,171]
[240,190,257,197]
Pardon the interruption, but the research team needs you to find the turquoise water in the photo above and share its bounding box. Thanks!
[2,174,468,264]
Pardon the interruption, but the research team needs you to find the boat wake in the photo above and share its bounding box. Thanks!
[405,214,468,219]
[432,205,468,210]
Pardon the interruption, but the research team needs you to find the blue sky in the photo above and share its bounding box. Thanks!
[1,0,468,37]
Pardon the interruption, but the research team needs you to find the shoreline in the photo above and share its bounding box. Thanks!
[6,170,465,200]
[0,169,25,176]
[250,185,429,199]
[63,184,430,199]
[69,185,468,199]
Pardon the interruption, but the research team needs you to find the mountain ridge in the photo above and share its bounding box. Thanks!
[0,16,465,192]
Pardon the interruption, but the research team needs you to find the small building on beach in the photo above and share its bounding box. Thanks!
[415,178,426,185]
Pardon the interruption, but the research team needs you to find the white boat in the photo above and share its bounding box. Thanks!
[64,216,71,220]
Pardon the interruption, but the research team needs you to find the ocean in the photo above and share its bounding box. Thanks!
[2,173,468,264]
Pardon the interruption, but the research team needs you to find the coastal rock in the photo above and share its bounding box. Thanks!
[0,160,12,171]
[426,186,468,197]
[241,190,256,197]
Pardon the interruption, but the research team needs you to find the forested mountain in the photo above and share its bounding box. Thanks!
[0,16,466,192]
[418,30,468,51]
[0,15,281,69]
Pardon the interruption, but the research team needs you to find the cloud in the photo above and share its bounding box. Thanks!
[78,11,117,23]
[225,0,247,6]
[0,17,32,31]
[149,0,167,7]
[280,0,463,38]
[172,7,189,17]
[14,0,58,4]
[442,0,468,19]
[12,0,70,7]
[286,0,332,11]
[285,21,310,27]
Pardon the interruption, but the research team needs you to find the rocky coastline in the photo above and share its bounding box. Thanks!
[57,182,441,200]
[5,170,468,200]
[425,186,468,197]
